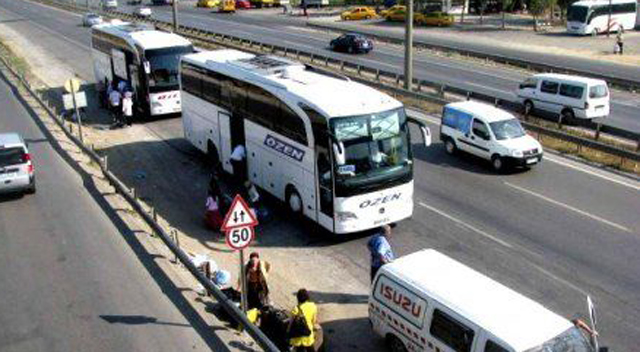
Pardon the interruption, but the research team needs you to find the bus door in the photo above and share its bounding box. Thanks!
[316,148,334,232]
[218,111,234,174]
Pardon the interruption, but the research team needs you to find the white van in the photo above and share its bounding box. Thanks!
[440,101,542,171]
[517,74,610,121]
[369,249,604,352]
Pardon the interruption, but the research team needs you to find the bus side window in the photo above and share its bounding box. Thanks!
[278,103,308,146]
[484,340,510,352]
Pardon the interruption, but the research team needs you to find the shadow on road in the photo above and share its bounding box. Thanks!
[100,314,192,327]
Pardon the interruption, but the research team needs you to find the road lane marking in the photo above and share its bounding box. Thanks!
[418,201,514,248]
[543,155,640,192]
[504,182,631,233]
[531,263,589,296]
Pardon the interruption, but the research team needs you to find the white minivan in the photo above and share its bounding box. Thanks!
[369,249,606,352]
[517,74,610,121]
[440,101,542,171]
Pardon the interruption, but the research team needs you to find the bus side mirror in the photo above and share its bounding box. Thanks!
[408,116,432,147]
[333,142,346,166]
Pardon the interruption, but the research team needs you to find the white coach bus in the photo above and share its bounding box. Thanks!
[567,0,639,35]
[91,22,193,118]
[180,50,432,234]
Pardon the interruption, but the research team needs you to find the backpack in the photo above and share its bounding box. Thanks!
[287,304,311,339]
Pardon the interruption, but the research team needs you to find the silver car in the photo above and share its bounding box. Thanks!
[0,133,36,195]
[82,13,104,26]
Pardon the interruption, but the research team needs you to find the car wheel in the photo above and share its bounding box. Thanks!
[387,335,408,352]
[286,187,303,214]
[492,155,504,172]
[26,180,36,194]
[445,138,457,155]
[524,100,534,115]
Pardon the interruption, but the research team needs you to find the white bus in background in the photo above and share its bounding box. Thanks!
[180,50,432,234]
[567,0,638,35]
[91,22,193,118]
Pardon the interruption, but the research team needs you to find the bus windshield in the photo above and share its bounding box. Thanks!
[330,107,411,196]
[524,327,594,352]
[567,5,589,23]
[146,45,193,91]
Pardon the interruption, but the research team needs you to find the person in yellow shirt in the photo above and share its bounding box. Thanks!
[289,288,319,352]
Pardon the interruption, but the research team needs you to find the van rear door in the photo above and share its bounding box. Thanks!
[586,83,609,118]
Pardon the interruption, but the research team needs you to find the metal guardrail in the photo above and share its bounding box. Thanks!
[306,22,640,93]
[0,54,281,352]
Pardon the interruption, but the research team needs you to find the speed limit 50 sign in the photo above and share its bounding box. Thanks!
[226,225,255,250]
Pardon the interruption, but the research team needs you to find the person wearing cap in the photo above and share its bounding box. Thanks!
[289,288,319,352]
[240,252,270,309]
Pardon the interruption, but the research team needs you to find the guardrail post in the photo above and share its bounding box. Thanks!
[595,122,601,140]
[557,113,564,130]
[324,57,329,66]
[636,140,640,153]
[439,85,446,98]
[340,60,345,71]
[172,229,180,264]
[310,54,314,63]
[357,65,362,75]
[466,92,471,101]
[152,207,157,223]
[131,187,137,200]
[494,98,499,107]
[395,74,400,86]
[283,47,287,56]
[375,69,380,81]
[417,81,422,92]
[296,50,300,60]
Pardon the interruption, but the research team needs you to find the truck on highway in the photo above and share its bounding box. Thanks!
[91,22,193,118]
[180,49,432,234]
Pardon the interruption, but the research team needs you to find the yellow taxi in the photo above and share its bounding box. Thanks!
[197,0,220,7]
[379,4,405,18]
[218,0,236,12]
[340,7,378,20]
[385,6,409,22]
[415,11,454,26]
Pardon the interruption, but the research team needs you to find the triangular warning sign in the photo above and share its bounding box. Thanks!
[221,194,259,231]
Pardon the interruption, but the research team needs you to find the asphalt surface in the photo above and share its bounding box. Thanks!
[0,58,221,351]
[106,0,640,134]
[1,1,640,350]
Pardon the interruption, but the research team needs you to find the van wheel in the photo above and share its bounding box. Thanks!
[591,28,599,36]
[491,155,504,172]
[444,138,457,155]
[286,186,303,214]
[524,100,534,115]
[387,335,408,352]
[26,180,36,194]
[561,109,575,124]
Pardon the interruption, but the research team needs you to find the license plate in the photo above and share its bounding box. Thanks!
[362,43,369,47]
[526,158,537,165]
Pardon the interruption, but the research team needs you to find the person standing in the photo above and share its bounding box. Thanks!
[230,144,247,182]
[367,224,394,282]
[108,85,123,128]
[616,30,624,55]
[241,252,270,310]
[204,189,223,231]
[122,91,134,127]
[288,288,319,352]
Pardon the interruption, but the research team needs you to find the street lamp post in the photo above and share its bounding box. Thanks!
[404,0,414,90]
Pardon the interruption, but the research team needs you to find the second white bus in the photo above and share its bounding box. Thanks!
[567,0,639,35]
[180,50,431,234]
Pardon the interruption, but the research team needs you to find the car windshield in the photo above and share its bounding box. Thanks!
[489,118,526,140]
[589,84,608,98]
[146,45,194,91]
[567,5,588,23]
[0,147,25,168]
[330,108,411,196]
[524,327,594,352]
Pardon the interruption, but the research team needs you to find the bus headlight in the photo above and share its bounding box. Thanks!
[336,211,358,222]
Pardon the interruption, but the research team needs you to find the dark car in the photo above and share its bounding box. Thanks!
[329,33,373,54]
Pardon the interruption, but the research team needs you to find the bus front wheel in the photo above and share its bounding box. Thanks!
[286,187,303,214]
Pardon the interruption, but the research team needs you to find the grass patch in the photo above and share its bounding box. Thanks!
[0,41,31,79]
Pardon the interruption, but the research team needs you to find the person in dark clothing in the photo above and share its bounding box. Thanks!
[240,252,270,310]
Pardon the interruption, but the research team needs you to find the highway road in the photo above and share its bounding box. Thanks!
[1,1,640,350]
[0,61,221,351]
[107,0,640,134]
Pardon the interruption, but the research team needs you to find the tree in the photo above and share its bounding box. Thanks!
[528,0,552,31]
[499,0,514,29]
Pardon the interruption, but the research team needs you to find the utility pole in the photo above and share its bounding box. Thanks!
[404,0,414,90]
[172,0,179,32]
[606,0,612,37]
